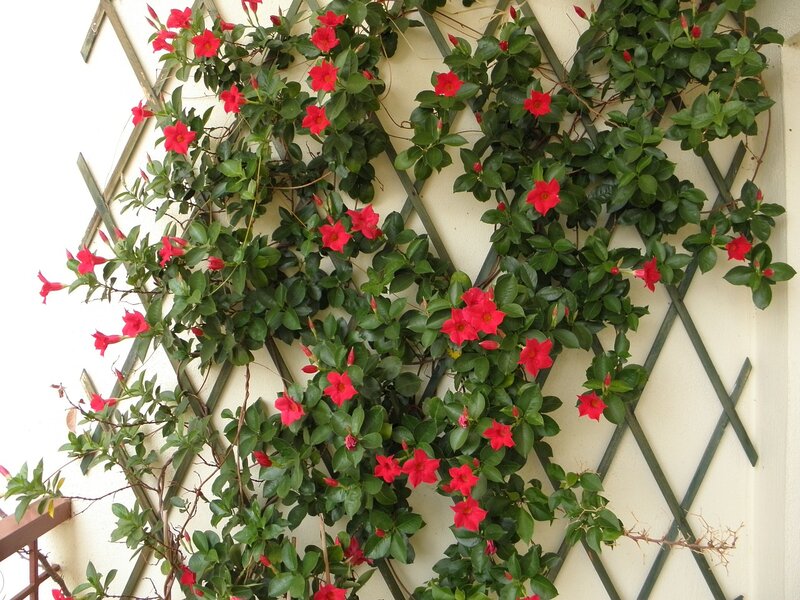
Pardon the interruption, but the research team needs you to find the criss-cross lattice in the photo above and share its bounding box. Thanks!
[77,2,758,598]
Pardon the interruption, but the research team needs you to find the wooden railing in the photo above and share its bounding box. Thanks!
[0,499,72,600]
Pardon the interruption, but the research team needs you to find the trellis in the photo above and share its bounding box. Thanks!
[75,1,758,598]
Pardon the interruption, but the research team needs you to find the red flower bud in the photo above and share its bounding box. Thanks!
[680,14,688,29]
[603,372,612,388]
[259,555,271,567]
[113,227,126,240]
[312,193,323,206]
[347,347,356,365]
[301,345,313,358]
[362,69,373,80]
[323,477,339,487]
[497,202,506,212]
[499,40,509,52]
[691,25,701,38]
[474,112,483,124]
[756,189,763,201]
[301,364,319,374]
[370,297,377,312]
[270,15,282,26]
[622,50,632,62]
[485,540,497,555]
[345,434,358,450]
[191,327,204,337]
[473,162,483,174]
[147,4,159,21]
[509,5,517,19]
[574,5,587,19]
[437,120,443,130]
[0,465,10,478]
[401,440,408,450]
[448,34,459,46]
[478,340,499,350]
[512,406,520,418]
[375,528,386,538]
[504,572,513,581]
[763,268,774,278]
[610,266,620,275]
[98,229,109,244]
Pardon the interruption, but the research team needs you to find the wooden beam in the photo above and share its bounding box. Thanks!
[0,499,72,562]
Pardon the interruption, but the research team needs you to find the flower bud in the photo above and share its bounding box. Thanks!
[362,70,373,80]
[478,340,499,350]
[497,202,506,212]
[323,477,339,487]
[474,112,483,124]
[680,14,688,29]
[499,40,508,52]
[485,540,497,555]
[301,364,319,374]
[345,434,358,450]
[448,34,458,46]
[270,15,282,26]
[0,465,10,478]
[509,5,517,19]
[763,268,774,278]
[603,372,612,388]
[473,162,483,174]
[622,50,632,62]
[574,5,587,19]
[610,266,620,275]
[691,25,701,39]
[347,347,355,365]
[375,528,386,538]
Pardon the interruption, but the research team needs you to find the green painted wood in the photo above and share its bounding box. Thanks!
[638,358,752,599]
[81,3,106,63]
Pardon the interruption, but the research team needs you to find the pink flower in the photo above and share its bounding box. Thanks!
[402,449,440,487]
[302,105,331,135]
[317,11,346,27]
[518,338,553,377]
[726,235,752,261]
[458,408,469,428]
[447,464,478,496]
[159,236,189,267]
[122,310,150,337]
[434,71,463,97]
[166,8,192,29]
[464,299,505,335]
[577,391,606,421]
[163,121,196,155]
[152,29,177,52]
[311,26,340,53]
[37,272,65,304]
[375,454,402,483]
[633,257,661,291]
[344,433,358,450]
[484,540,497,555]
[482,420,515,450]
[90,393,117,412]
[0,465,11,478]
[76,247,108,275]
[319,220,350,252]
[220,84,246,113]
[526,179,560,216]
[324,371,357,407]
[93,331,123,356]
[314,584,346,600]
[207,256,225,270]
[253,450,272,467]
[275,393,305,426]
[131,101,154,125]
[441,308,478,345]
[346,205,381,239]
[309,60,339,92]
[523,90,552,117]
[192,29,220,57]
[451,497,488,531]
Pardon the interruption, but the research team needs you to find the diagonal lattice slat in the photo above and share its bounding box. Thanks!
[75,1,762,598]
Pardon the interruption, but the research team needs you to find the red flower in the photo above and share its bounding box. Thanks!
[76,247,108,275]
[482,420,515,450]
[577,391,607,421]
[441,308,479,345]
[302,105,331,135]
[518,338,553,377]
[434,71,464,97]
[152,30,177,52]
[462,287,489,306]
[526,179,560,216]
[311,26,340,53]
[324,371,357,407]
[52,591,73,600]
[37,272,65,304]
[521,596,541,600]
[166,8,192,29]
[343,536,367,566]
[622,49,632,62]
[726,235,752,261]
[192,29,220,58]
[447,464,478,496]
[220,84,246,113]
[319,220,350,252]
[122,310,149,337]
[163,121,196,155]
[314,584,346,600]
[464,299,505,335]
[275,393,305,426]
[317,11,346,27]
[451,497,488,531]
[523,90,552,117]
[499,40,509,52]
[691,25,702,38]
[633,257,661,291]
[93,331,123,356]
[242,0,262,10]
[208,256,225,270]
[159,236,189,267]
[131,101,154,125]
[485,540,497,555]
[179,566,196,586]
[253,451,272,467]
[375,454,402,483]
[344,433,358,450]
[90,393,117,412]
[309,60,339,92]
[402,449,440,487]
[346,205,381,239]
[220,20,235,31]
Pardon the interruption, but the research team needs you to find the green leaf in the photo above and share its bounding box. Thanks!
[698,245,717,273]
[724,266,754,286]
[689,51,711,79]
[268,572,295,597]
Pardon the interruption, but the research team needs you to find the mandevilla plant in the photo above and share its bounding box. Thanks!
[6,0,794,599]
